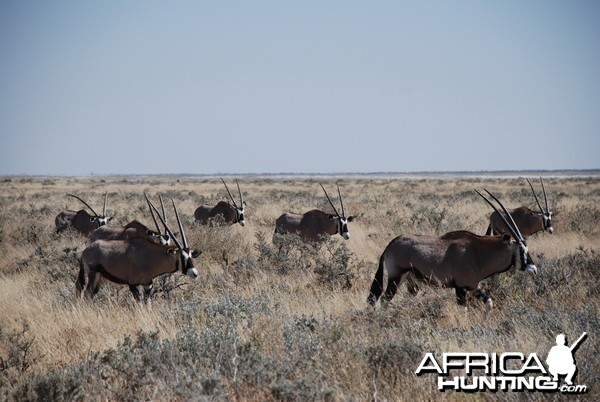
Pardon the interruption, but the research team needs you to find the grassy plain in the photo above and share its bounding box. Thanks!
[0,174,598,401]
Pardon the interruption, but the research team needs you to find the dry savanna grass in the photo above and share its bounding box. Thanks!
[0,174,598,401]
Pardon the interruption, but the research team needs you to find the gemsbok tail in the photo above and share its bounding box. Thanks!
[367,252,386,306]
[76,257,86,297]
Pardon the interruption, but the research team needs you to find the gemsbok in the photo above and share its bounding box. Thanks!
[77,198,200,304]
[485,177,553,237]
[274,183,354,243]
[367,190,537,310]
[194,178,246,226]
[55,193,112,236]
[87,193,173,245]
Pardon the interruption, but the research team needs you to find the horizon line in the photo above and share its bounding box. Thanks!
[2,168,600,179]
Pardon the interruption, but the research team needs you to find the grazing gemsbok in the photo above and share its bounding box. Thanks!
[274,183,354,243]
[55,193,112,236]
[194,178,246,226]
[486,177,553,237]
[367,190,537,310]
[77,198,200,304]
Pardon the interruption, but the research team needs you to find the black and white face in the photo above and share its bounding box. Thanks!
[337,216,354,240]
[543,211,554,233]
[236,202,246,226]
[146,229,162,244]
[159,232,172,246]
[179,248,200,278]
[89,215,110,227]
[517,241,537,274]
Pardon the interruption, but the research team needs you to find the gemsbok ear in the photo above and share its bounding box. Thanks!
[89,216,97,222]
[328,214,336,220]
[501,233,512,244]
[166,248,177,256]
[347,216,355,222]
[191,250,201,258]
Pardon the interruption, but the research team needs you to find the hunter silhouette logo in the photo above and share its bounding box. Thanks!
[546,332,587,386]
[415,332,589,394]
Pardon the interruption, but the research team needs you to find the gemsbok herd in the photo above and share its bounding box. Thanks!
[57,177,553,311]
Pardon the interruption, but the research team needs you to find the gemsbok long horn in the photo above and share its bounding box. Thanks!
[102,192,108,217]
[320,183,341,218]
[67,194,100,218]
[475,190,522,242]
[236,180,244,207]
[484,189,527,241]
[221,177,239,209]
[144,192,163,235]
[337,183,346,218]
[147,198,182,250]
[159,194,168,229]
[171,198,189,249]
[526,178,546,214]
[540,177,549,213]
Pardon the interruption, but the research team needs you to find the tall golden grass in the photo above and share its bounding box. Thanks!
[0,174,598,400]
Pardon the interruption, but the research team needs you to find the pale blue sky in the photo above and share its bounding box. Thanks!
[1,1,598,175]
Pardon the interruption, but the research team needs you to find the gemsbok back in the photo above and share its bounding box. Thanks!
[194,178,246,226]
[88,193,174,246]
[77,198,200,304]
[275,183,354,243]
[88,193,173,245]
[87,220,160,245]
[486,177,553,237]
[55,193,112,236]
[367,190,537,310]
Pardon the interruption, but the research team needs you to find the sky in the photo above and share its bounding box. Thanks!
[0,1,598,175]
